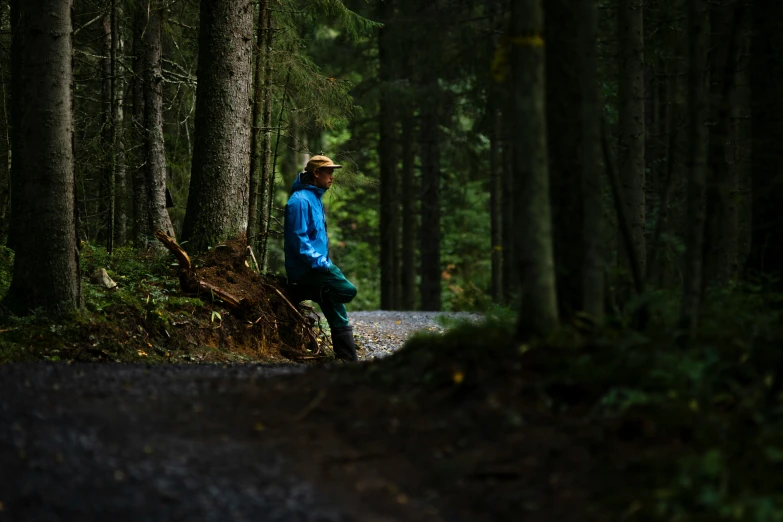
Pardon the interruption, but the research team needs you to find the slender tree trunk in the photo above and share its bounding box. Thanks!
[4,0,80,314]
[510,0,558,337]
[7,0,22,251]
[113,0,128,247]
[618,0,646,282]
[0,1,11,241]
[501,128,518,304]
[183,0,253,252]
[681,0,709,338]
[247,0,269,248]
[378,0,400,310]
[747,0,783,280]
[419,103,441,311]
[580,0,605,321]
[143,5,175,240]
[101,12,112,246]
[401,110,416,310]
[544,0,583,318]
[131,5,148,246]
[489,104,503,303]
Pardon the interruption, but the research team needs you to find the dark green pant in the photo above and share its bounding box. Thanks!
[296,265,357,328]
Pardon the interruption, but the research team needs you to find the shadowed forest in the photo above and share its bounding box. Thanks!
[1,0,783,520]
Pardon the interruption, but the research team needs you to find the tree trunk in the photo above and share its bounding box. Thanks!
[401,110,416,310]
[7,0,23,251]
[378,0,401,310]
[247,0,269,248]
[618,0,646,282]
[747,0,783,280]
[4,0,80,314]
[681,0,709,338]
[489,105,503,304]
[510,0,558,337]
[544,0,584,319]
[257,8,274,269]
[183,0,253,252]
[143,5,175,240]
[704,0,744,286]
[501,127,518,304]
[131,4,148,247]
[580,0,605,321]
[101,13,112,247]
[113,0,128,247]
[419,103,441,311]
[0,1,11,241]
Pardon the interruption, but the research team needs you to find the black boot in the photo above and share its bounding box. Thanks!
[331,325,358,362]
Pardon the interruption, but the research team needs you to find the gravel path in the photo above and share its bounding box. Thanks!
[0,312,480,521]
[349,311,478,360]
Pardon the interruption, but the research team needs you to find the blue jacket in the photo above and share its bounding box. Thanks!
[284,173,332,282]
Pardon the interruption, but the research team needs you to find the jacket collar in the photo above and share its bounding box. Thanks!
[291,172,326,199]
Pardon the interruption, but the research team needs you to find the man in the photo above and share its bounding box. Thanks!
[284,155,359,362]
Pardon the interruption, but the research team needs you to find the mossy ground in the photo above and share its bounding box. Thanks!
[0,243,322,364]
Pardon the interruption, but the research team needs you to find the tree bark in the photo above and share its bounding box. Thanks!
[7,0,22,251]
[747,0,783,281]
[544,0,584,318]
[247,0,269,247]
[618,0,646,281]
[489,104,503,304]
[704,0,744,285]
[378,0,401,310]
[0,1,11,241]
[131,4,148,247]
[401,110,416,310]
[4,0,80,314]
[113,0,128,247]
[510,0,558,337]
[419,103,441,311]
[143,5,175,240]
[257,7,274,270]
[681,0,709,338]
[183,0,253,252]
[580,0,605,321]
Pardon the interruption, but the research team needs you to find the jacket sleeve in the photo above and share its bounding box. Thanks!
[286,198,331,271]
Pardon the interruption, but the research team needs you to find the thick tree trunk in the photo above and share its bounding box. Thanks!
[142,6,175,240]
[182,0,253,252]
[489,105,503,304]
[681,0,709,337]
[4,0,80,314]
[580,0,605,321]
[378,0,400,310]
[400,110,416,310]
[747,0,783,280]
[511,0,558,337]
[419,104,441,311]
[131,6,148,247]
[704,0,744,285]
[544,0,583,319]
[618,0,646,281]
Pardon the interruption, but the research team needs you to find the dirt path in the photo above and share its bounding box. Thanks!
[0,313,483,522]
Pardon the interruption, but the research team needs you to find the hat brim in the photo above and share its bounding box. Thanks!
[321,164,343,169]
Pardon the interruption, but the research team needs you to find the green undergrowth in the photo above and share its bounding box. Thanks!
[350,286,783,521]
[0,244,280,364]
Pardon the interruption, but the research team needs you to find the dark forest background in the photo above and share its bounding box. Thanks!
[1,0,782,339]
